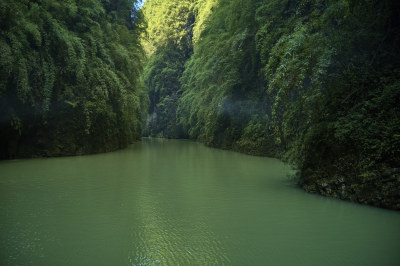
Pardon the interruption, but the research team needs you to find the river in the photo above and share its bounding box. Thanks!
[0,138,399,265]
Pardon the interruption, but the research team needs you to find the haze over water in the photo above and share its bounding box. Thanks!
[1,138,399,265]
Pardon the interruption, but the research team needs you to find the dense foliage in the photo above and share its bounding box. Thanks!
[0,0,147,158]
[2,0,399,209]
[253,0,400,209]
[143,0,400,209]
[141,0,216,137]
[141,0,218,138]
[140,0,196,137]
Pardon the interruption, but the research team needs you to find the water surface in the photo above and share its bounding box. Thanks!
[1,138,399,265]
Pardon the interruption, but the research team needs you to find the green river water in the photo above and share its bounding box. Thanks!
[0,138,399,265]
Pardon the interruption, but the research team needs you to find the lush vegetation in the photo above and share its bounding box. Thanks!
[143,0,400,209]
[1,0,399,209]
[141,0,216,137]
[0,0,147,158]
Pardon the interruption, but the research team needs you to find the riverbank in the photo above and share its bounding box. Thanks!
[237,144,399,211]
[0,129,141,160]
[139,135,400,211]
[3,132,399,211]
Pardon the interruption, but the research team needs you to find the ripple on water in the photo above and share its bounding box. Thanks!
[128,194,230,265]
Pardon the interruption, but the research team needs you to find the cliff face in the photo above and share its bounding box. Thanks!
[143,0,400,210]
[0,0,147,159]
[2,0,399,209]
[140,0,217,139]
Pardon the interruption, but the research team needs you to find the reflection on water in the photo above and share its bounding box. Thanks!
[0,138,400,266]
[129,187,229,265]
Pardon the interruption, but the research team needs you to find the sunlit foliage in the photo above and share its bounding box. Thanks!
[144,0,400,209]
[141,0,216,137]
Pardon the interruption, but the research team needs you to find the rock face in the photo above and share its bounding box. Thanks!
[140,0,400,210]
[301,173,400,210]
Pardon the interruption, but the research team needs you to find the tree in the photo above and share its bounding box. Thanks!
[0,0,147,158]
